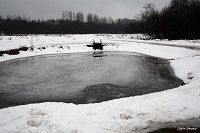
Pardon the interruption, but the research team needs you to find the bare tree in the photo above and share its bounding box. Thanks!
[72,12,76,21]
[108,17,114,24]
[76,12,84,22]
[86,13,93,23]
[93,14,100,24]
[61,11,66,20]
[100,17,108,24]
[68,11,73,21]
[65,10,69,20]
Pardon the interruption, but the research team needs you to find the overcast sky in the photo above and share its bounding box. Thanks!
[0,0,171,20]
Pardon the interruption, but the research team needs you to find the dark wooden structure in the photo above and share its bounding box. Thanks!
[86,40,105,50]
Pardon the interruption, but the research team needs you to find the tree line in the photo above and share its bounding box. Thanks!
[61,10,116,24]
[0,11,133,34]
[127,0,200,39]
[0,0,199,40]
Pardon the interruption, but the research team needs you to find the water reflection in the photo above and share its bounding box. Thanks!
[93,51,105,57]
[0,52,183,108]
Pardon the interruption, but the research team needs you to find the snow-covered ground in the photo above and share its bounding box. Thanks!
[0,34,200,133]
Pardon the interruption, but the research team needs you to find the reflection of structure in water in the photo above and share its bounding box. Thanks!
[93,51,105,57]
[86,39,105,50]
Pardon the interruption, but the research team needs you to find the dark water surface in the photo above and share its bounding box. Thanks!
[0,52,183,108]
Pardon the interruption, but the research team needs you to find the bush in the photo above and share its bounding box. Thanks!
[0,46,29,56]
[19,46,28,51]
[5,49,20,55]
[0,51,6,56]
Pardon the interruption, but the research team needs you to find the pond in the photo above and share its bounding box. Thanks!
[0,52,183,108]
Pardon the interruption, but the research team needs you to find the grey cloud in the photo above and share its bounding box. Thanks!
[0,0,171,19]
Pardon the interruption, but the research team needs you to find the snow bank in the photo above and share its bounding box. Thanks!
[0,34,200,133]
[0,34,200,62]
[0,79,200,133]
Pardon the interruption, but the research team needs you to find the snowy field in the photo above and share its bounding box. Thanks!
[0,34,200,133]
